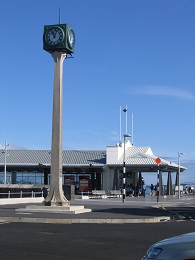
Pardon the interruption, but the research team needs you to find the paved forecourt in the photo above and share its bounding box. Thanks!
[0,195,194,224]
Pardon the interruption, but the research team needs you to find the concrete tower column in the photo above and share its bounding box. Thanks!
[44,51,69,206]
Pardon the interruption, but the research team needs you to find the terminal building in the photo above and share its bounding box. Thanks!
[0,140,186,196]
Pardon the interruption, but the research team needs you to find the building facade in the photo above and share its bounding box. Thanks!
[0,141,186,195]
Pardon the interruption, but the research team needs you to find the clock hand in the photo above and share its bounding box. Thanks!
[51,30,56,40]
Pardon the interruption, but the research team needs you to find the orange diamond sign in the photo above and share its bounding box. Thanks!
[155,157,161,164]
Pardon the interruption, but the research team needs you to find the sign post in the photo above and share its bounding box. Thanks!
[155,157,161,203]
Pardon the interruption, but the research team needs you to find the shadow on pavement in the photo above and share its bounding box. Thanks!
[91,206,174,218]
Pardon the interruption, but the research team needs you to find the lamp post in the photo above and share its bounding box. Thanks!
[122,134,131,203]
[178,152,185,199]
[1,141,9,184]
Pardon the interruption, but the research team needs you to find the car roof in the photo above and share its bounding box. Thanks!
[154,232,195,247]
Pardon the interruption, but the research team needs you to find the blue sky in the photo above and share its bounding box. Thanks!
[0,1,195,181]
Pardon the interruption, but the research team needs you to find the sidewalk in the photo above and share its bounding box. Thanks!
[0,195,194,224]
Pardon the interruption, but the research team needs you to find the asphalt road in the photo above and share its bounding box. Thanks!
[165,206,195,221]
[0,196,195,259]
[0,221,195,260]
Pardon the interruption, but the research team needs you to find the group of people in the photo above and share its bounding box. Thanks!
[184,186,193,194]
[126,180,146,197]
[150,183,157,196]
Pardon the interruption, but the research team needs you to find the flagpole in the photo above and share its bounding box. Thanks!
[132,112,134,145]
[125,105,128,134]
[119,106,122,143]
[123,106,128,135]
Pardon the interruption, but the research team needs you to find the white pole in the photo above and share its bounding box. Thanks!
[132,112,134,145]
[4,141,9,184]
[119,106,122,143]
[178,152,180,199]
[125,105,128,134]
[122,135,126,203]
[178,152,185,199]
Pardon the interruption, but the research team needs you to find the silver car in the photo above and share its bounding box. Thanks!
[142,232,195,260]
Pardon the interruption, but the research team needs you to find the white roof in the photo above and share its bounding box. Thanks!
[106,141,186,171]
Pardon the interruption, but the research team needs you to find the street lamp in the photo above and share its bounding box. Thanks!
[1,141,9,184]
[122,134,131,203]
[178,152,185,199]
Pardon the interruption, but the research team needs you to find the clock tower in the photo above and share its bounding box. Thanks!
[43,24,75,54]
[43,23,75,206]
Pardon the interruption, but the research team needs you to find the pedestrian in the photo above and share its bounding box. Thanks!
[150,184,154,196]
[126,185,130,197]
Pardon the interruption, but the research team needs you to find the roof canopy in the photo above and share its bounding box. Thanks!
[0,142,186,173]
[106,141,186,172]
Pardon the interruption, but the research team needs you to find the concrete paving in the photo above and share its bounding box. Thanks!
[0,195,194,224]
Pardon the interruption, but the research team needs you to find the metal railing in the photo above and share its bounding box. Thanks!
[0,191,43,199]
[80,191,92,196]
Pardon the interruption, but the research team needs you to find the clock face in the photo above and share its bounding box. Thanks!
[67,29,75,48]
[45,27,64,46]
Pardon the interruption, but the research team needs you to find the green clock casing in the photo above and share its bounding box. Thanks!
[43,24,75,54]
